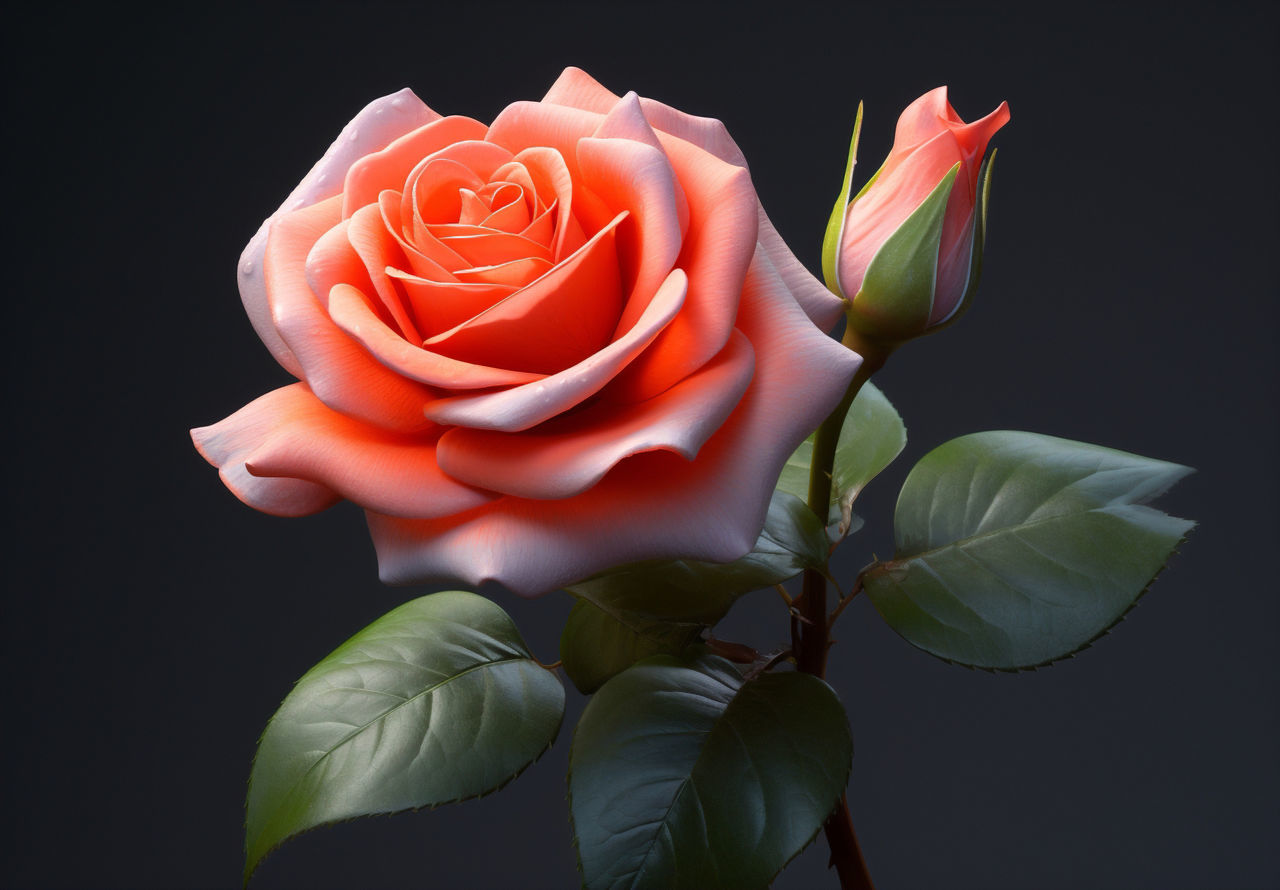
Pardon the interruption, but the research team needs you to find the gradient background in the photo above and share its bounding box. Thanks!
[5,1,1277,887]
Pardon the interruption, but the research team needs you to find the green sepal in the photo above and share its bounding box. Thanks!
[850,162,960,339]
[243,591,564,884]
[569,654,853,889]
[930,150,997,333]
[864,431,1195,670]
[821,102,864,296]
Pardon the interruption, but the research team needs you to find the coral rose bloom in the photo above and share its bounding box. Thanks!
[193,68,860,596]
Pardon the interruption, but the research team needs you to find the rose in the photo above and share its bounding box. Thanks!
[835,87,1009,340]
[192,67,861,596]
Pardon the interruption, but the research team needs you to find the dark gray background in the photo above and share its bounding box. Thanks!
[5,1,1276,887]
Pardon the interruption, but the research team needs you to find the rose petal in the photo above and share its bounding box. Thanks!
[347,202,423,342]
[341,116,490,217]
[512,146,588,260]
[424,213,626,374]
[635,93,844,330]
[436,230,553,268]
[422,267,687,431]
[450,256,554,288]
[328,282,543,389]
[239,89,439,378]
[436,329,754,499]
[368,252,861,596]
[605,136,758,403]
[265,196,434,430]
[191,385,341,517]
[385,268,517,336]
[379,189,464,279]
[542,66,620,114]
[231,390,497,520]
[576,135,684,339]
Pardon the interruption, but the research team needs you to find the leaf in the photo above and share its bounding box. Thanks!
[560,490,827,693]
[568,489,827,625]
[569,655,853,890]
[863,431,1195,670]
[559,598,702,694]
[777,382,906,537]
[244,591,565,883]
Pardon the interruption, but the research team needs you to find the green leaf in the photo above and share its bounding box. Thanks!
[561,490,827,693]
[245,591,565,883]
[559,598,702,694]
[864,431,1195,670]
[570,655,852,890]
[568,489,827,625]
[851,162,959,338]
[777,382,906,537]
[821,102,864,296]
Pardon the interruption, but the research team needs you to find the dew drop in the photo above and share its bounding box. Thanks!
[348,128,360,142]
[242,260,254,275]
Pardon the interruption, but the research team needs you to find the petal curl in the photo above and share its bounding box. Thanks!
[422,268,687,431]
[238,89,439,378]
[606,136,758,403]
[233,391,497,520]
[341,116,490,217]
[435,329,754,499]
[192,385,341,517]
[328,283,543,389]
[368,252,861,596]
[265,197,435,430]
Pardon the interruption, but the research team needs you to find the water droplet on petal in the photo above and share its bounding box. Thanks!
[242,260,254,275]
[348,128,360,142]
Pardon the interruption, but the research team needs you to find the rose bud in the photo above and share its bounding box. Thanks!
[822,88,1009,345]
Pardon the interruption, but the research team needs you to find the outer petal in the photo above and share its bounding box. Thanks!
[543,67,842,330]
[341,116,490,217]
[605,135,758,403]
[542,66,620,113]
[238,89,439,378]
[265,197,435,430]
[435,330,754,499]
[576,136,684,337]
[192,386,341,517]
[422,268,688,431]
[368,251,862,595]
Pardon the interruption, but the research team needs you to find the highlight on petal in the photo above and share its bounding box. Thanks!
[606,137,758,403]
[264,197,435,431]
[369,251,861,597]
[238,89,439,378]
[435,330,754,499]
[192,386,340,518]
[236,393,497,521]
[575,135,686,337]
[422,267,687,431]
[341,116,490,216]
[542,66,620,114]
[328,283,543,390]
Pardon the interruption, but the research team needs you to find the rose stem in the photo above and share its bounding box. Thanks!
[797,326,888,890]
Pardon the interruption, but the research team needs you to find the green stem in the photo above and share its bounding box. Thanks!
[796,326,890,890]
